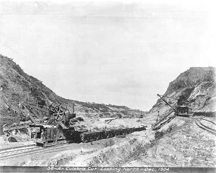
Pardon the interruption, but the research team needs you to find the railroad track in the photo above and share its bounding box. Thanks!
[200,118,216,125]
[0,144,41,160]
[0,144,36,153]
[195,118,216,136]
[0,142,83,160]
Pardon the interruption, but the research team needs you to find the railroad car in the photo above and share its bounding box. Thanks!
[30,123,146,147]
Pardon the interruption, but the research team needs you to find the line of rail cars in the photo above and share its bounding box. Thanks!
[3,99,147,147]
[30,123,146,147]
[27,101,146,147]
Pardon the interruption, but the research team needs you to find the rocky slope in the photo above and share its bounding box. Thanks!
[0,57,215,167]
[0,54,143,134]
[149,67,216,119]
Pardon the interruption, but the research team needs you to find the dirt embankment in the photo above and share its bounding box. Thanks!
[2,115,214,167]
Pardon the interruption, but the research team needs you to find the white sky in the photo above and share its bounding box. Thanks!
[0,0,215,110]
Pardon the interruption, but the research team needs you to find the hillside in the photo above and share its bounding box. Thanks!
[149,67,216,120]
[75,67,216,167]
[0,54,143,134]
[0,58,215,167]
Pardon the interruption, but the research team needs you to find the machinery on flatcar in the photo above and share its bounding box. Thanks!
[28,101,146,147]
[157,94,192,117]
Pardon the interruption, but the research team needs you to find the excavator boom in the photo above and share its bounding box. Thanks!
[157,94,177,113]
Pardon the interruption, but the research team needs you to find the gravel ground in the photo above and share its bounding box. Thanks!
[1,116,215,167]
[124,117,216,167]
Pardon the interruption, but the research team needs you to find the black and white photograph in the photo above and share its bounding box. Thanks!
[0,0,215,172]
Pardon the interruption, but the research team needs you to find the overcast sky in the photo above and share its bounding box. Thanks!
[0,0,215,111]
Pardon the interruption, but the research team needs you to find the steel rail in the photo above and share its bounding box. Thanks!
[200,118,216,125]
[0,142,75,160]
[0,145,37,155]
[195,119,216,136]
[0,146,41,159]
[0,144,36,153]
